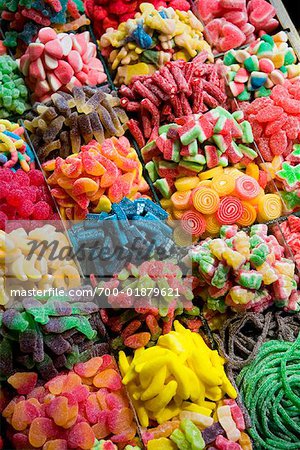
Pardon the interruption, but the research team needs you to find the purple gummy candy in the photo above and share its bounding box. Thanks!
[202,422,224,445]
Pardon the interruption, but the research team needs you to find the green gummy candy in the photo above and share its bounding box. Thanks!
[159,123,177,134]
[239,144,257,159]
[244,55,259,72]
[279,65,288,74]
[240,121,254,144]
[261,34,274,46]
[226,70,236,82]
[153,178,172,199]
[256,86,271,98]
[280,191,300,210]
[250,244,269,267]
[237,90,251,101]
[170,429,192,450]
[256,41,274,57]
[183,154,205,165]
[284,50,296,66]
[178,160,202,173]
[207,297,227,313]
[145,161,158,182]
[239,270,263,290]
[211,263,229,289]
[249,235,264,249]
[223,50,237,66]
[180,419,205,450]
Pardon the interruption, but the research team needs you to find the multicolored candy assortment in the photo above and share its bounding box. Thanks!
[85,0,191,39]
[197,0,279,53]
[190,224,298,313]
[19,28,107,102]
[24,86,128,163]
[100,4,213,85]
[224,32,300,101]
[1,1,300,450]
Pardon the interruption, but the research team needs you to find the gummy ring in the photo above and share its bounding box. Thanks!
[53,264,81,289]
[235,175,261,200]
[192,188,220,214]
[172,209,185,220]
[181,210,206,236]
[171,190,191,210]
[211,174,235,196]
[174,176,199,191]
[205,214,221,235]
[258,194,282,221]
[216,196,243,225]
[237,201,257,227]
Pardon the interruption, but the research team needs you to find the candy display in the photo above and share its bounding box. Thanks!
[0,168,58,231]
[68,198,174,276]
[224,33,299,101]
[237,337,300,449]
[0,55,30,117]
[0,294,109,379]
[190,224,298,313]
[2,355,138,448]
[85,0,191,39]
[0,0,89,49]
[120,55,227,145]
[1,225,81,305]
[2,0,300,449]
[215,309,300,375]
[42,137,149,220]
[0,121,34,171]
[244,81,300,162]
[19,28,107,102]
[24,85,128,162]
[197,0,279,53]
[100,4,213,85]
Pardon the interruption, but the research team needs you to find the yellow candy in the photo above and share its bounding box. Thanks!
[246,162,259,180]
[223,248,246,270]
[174,176,199,191]
[179,410,214,429]
[91,195,111,213]
[160,198,173,209]
[199,166,223,180]
[141,366,167,401]
[274,260,295,278]
[197,180,213,188]
[182,402,212,416]
[148,438,177,450]
[257,194,282,221]
[256,262,278,285]
[205,214,221,235]
[233,233,250,259]
[272,52,285,68]
[124,62,152,84]
[209,239,227,260]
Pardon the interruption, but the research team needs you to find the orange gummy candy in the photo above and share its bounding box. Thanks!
[93,369,122,390]
[74,357,103,378]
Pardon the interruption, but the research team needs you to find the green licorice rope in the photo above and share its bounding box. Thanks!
[236,337,300,450]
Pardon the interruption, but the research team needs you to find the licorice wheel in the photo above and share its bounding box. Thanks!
[235,175,260,200]
[192,187,220,214]
[237,201,257,227]
[181,210,206,236]
[216,196,243,225]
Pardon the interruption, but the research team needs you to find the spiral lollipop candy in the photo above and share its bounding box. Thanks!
[211,173,235,196]
[192,187,220,214]
[181,210,206,236]
[257,194,282,221]
[235,175,261,200]
[216,196,243,225]
[205,214,221,235]
[237,202,257,227]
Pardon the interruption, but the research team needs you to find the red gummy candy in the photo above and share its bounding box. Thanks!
[68,422,95,450]
[124,332,151,349]
[7,189,24,207]
[257,137,273,161]
[28,417,56,447]
[18,199,35,218]
[269,130,287,155]
[32,201,51,220]
[74,357,103,378]
[93,369,122,390]
[28,169,45,186]
[85,393,102,423]
[8,373,38,395]
[107,407,134,434]
[15,170,30,186]
[0,168,13,182]
[46,396,69,426]
[0,211,7,230]
[256,105,284,123]
[92,411,110,439]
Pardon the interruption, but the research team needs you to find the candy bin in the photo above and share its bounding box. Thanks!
[0,56,30,117]
[99,4,213,86]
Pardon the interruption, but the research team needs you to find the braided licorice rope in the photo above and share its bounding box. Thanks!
[236,337,300,450]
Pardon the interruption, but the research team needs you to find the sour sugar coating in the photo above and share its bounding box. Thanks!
[237,337,300,449]
[24,86,128,163]
[224,32,299,102]
[100,4,212,86]
[198,0,278,53]
[190,224,298,314]
[42,137,149,220]
[19,28,106,102]
[0,291,109,379]
[0,55,30,117]
[85,0,190,39]
[0,0,89,49]
[0,121,35,172]
[69,197,175,276]
[2,355,138,447]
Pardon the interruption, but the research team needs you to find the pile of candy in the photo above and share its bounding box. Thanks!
[24,86,128,162]
[119,321,252,449]
[85,0,191,39]
[0,121,34,171]
[120,55,227,145]
[237,337,300,449]
[0,168,58,229]
[1,225,81,305]
[69,198,173,276]
[2,356,138,448]
[0,55,29,117]
[0,294,108,379]
[244,81,300,163]
[42,137,149,220]
[100,4,212,85]
[190,224,298,313]
[274,215,300,271]
[198,0,279,53]
[0,0,89,49]
[224,32,299,101]
[19,28,107,102]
